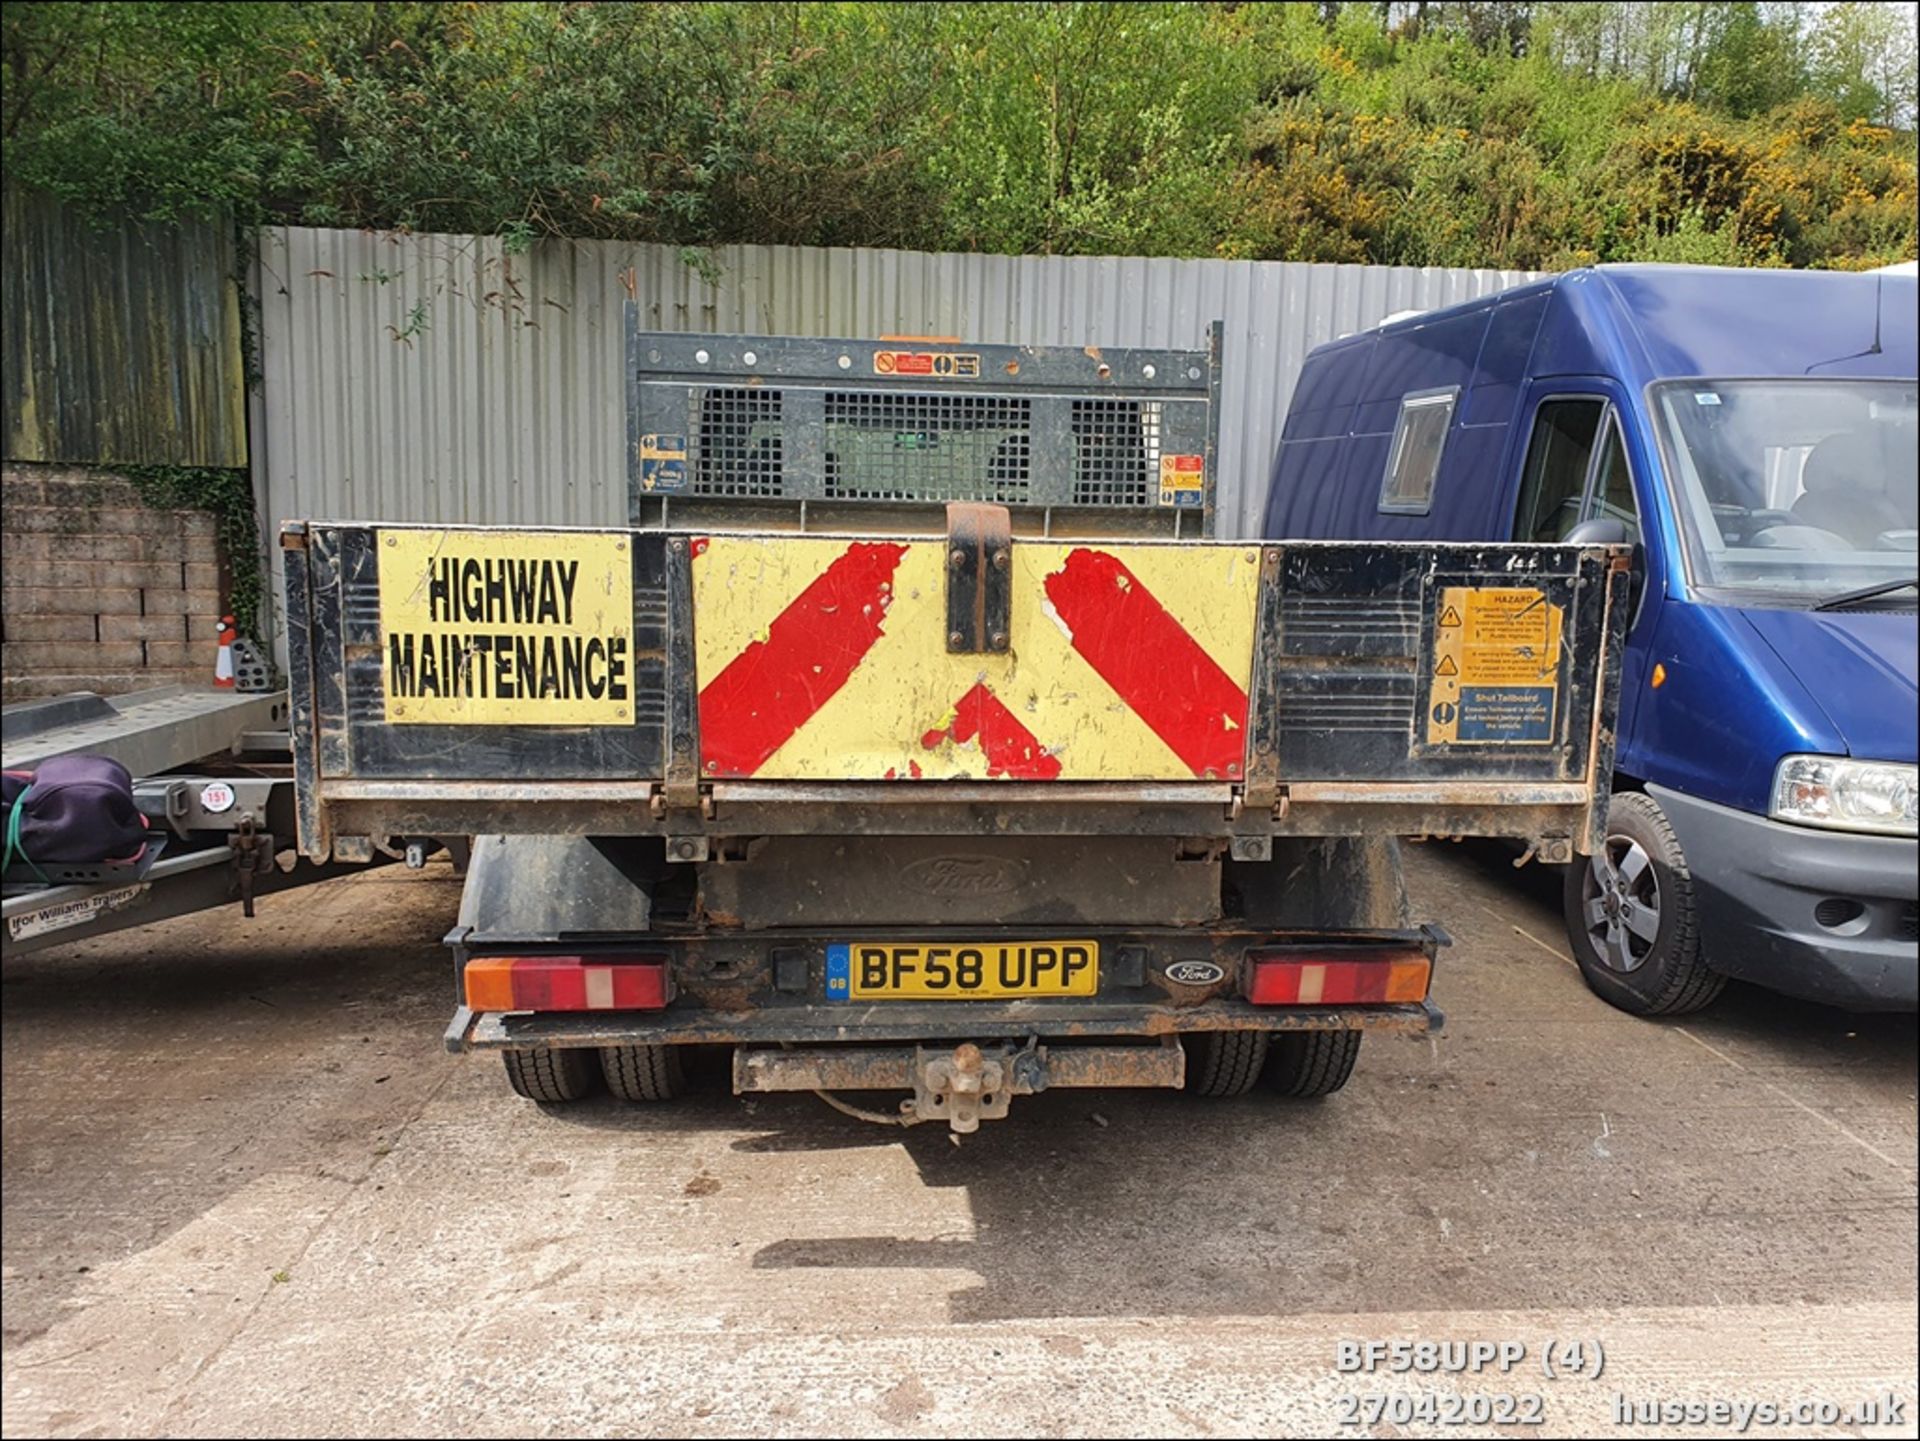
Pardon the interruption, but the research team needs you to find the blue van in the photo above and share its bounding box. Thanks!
[1264,265,1917,1014]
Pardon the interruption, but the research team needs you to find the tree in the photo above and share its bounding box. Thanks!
[1693,3,1808,117]
[1808,1,1919,126]
[920,3,1256,256]
[1,1,1912,268]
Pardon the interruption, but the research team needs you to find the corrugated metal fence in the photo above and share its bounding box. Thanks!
[252,227,1538,638]
[3,189,248,469]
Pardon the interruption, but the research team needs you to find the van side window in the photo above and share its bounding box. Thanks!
[1516,398,1604,542]
[1378,387,1457,515]
[1589,417,1639,540]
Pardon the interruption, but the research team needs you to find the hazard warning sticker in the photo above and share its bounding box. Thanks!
[638,432,687,493]
[1158,454,1205,508]
[873,350,981,378]
[378,530,635,726]
[1425,586,1563,745]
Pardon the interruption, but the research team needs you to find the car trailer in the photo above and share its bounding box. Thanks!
[2,685,390,958]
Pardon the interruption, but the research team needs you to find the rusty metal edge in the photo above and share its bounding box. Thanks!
[316,778,1591,845]
[462,1000,1441,1050]
[732,1037,1187,1094]
[319,777,1588,806]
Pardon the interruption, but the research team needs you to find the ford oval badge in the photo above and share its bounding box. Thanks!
[1165,960,1225,986]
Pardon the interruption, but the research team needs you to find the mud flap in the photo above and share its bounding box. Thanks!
[457,834,663,938]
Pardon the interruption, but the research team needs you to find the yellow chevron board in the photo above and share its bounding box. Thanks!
[690,534,1261,782]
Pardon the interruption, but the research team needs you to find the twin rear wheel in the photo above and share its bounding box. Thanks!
[504,1034,1362,1105]
[1184,1029,1363,1099]
[501,1044,685,1104]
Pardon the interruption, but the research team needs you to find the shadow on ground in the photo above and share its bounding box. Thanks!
[5,848,1914,1342]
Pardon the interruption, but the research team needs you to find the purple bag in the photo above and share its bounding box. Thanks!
[2,755,149,871]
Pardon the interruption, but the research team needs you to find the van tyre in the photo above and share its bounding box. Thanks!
[1564,791,1726,1016]
[1185,1031,1269,1097]
[1264,1029,1363,1097]
[601,1044,685,1101]
[502,1047,599,1103]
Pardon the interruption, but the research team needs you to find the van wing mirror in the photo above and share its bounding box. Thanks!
[1562,516,1634,546]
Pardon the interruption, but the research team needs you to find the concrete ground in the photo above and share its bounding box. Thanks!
[2,844,1914,1439]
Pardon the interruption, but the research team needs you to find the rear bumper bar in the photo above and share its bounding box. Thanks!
[445,997,1443,1052]
[442,920,1449,1052]
[732,1037,1190,1096]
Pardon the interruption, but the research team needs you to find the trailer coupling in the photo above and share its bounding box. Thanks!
[733,1037,1186,1134]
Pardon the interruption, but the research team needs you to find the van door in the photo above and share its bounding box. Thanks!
[1512,391,1646,547]
[1510,387,1651,771]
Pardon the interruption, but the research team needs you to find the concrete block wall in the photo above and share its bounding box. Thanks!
[2,465,225,702]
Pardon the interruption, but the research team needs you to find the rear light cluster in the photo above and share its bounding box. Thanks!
[461,948,1427,1012]
[464,955,671,1012]
[1243,949,1430,1006]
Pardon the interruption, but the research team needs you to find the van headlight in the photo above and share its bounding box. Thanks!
[1770,755,1918,836]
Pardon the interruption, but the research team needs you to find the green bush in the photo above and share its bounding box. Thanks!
[2,1,1913,269]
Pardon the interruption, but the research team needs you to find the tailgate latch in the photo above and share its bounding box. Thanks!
[945,502,1012,654]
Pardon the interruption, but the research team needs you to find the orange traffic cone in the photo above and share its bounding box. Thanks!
[214,614,237,689]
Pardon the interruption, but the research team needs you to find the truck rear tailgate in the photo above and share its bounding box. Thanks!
[283,521,1629,858]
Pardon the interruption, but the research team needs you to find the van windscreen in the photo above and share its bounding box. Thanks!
[1651,379,1918,603]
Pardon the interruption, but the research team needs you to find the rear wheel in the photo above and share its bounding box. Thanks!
[1264,1030,1362,1098]
[1563,791,1725,1016]
[502,1047,599,1103]
[1184,1031,1269,1097]
[600,1044,686,1101]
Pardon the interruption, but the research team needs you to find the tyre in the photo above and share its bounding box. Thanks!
[502,1047,600,1103]
[1264,1029,1362,1098]
[600,1044,686,1101]
[1563,790,1726,1016]
[1184,1030,1269,1097]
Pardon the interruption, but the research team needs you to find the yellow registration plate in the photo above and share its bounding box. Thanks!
[826,941,1099,1000]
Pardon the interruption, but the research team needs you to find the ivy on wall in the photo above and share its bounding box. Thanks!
[121,465,264,641]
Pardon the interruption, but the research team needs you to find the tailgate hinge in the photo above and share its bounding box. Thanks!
[945,502,1012,654]
[1229,780,1289,822]
[652,780,713,819]
[1225,781,1288,861]
[655,778,714,864]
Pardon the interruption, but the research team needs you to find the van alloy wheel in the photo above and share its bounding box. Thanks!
[1581,836,1662,973]
[1560,791,1725,1016]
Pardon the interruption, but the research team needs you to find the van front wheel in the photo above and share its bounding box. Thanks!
[1563,791,1726,1016]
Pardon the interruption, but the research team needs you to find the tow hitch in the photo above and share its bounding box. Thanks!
[732,1038,1187,1134]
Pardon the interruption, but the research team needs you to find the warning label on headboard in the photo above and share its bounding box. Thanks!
[1425,586,1563,745]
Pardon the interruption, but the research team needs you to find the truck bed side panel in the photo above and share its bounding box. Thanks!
[286,523,1628,853]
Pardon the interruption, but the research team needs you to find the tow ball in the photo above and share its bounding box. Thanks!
[912,1042,1020,1133]
[732,1037,1186,1134]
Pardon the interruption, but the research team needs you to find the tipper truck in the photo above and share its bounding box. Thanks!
[282,319,1631,1132]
